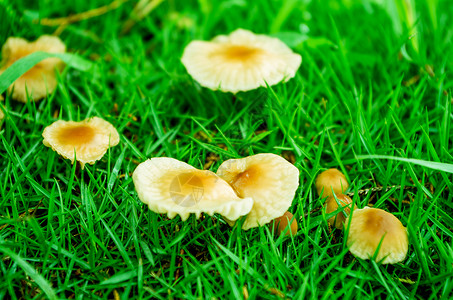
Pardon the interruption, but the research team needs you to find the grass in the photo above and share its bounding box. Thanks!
[0,0,453,298]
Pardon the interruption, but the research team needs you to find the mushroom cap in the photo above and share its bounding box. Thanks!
[132,157,254,221]
[42,117,119,169]
[270,211,298,237]
[315,168,349,198]
[0,35,66,102]
[181,28,302,93]
[345,207,408,264]
[216,153,300,230]
[325,194,356,229]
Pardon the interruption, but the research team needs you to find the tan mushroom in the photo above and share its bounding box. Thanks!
[269,211,298,237]
[42,117,119,169]
[324,194,356,229]
[181,29,301,93]
[217,153,299,230]
[0,35,66,102]
[315,168,349,198]
[132,157,254,221]
[345,207,408,264]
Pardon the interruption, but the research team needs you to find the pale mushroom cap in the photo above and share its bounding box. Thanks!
[325,194,356,229]
[132,157,254,221]
[345,207,408,264]
[315,168,349,197]
[217,153,300,230]
[0,35,66,102]
[42,117,120,169]
[181,28,302,93]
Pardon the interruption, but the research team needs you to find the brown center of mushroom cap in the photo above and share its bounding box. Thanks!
[214,45,263,63]
[361,209,393,238]
[56,125,96,146]
[229,165,262,197]
[169,171,205,207]
[167,169,228,207]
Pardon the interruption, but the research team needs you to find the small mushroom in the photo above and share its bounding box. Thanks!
[0,35,66,102]
[315,168,349,198]
[269,211,298,237]
[345,207,408,264]
[217,153,299,230]
[42,117,119,169]
[181,29,301,93]
[132,157,254,221]
[324,194,356,229]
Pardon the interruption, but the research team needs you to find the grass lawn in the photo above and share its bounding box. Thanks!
[1,0,453,299]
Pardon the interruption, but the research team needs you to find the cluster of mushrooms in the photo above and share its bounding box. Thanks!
[1,29,408,263]
[316,169,409,264]
[133,154,299,233]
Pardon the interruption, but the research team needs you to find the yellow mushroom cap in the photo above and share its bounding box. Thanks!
[132,157,254,221]
[324,194,356,229]
[0,35,66,102]
[270,211,298,237]
[216,153,300,230]
[345,207,408,264]
[181,28,302,93]
[42,117,119,169]
[315,168,349,198]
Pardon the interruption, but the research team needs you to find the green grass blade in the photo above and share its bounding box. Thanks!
[357,155,453,173]
[0,245,57,300]
[0,51,93,94]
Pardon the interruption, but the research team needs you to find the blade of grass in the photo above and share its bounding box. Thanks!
[0,245,57,300]
[0,51,94,94]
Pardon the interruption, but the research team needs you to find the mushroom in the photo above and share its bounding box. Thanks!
[181,29,301,93]
[42,117,119,169]
[345,207,408,264]
[324,194,356,229]
[0,35,66,102]
[269,211,298,237]
[216,153,299,230]
[132,157,254,221]
[315,168,349,198]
